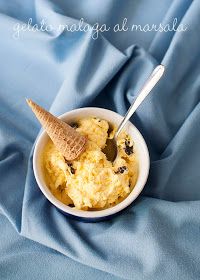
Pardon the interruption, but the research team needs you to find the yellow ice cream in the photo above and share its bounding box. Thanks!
[43,117,138,210]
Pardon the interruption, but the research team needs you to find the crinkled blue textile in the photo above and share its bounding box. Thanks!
[0,0,200,279]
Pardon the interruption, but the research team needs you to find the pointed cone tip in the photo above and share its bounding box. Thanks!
[26,98,35,109]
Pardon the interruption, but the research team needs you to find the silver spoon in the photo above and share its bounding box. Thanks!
[103,64,165,162]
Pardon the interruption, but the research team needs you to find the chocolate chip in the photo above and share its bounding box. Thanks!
[57,185,64,192]
[70,122,79,129]
[70,167,75,175]
[115,166,127,174]
[68,204,75,207]
[67,163,75,174]
[124,145,133,155]
[124,140,134,155]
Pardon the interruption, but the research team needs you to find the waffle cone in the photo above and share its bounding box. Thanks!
[26,99,87,160]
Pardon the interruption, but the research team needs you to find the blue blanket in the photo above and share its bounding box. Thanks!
[0,0,200,279]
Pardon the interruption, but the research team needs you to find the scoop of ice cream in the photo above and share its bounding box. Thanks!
[43,117,138,210]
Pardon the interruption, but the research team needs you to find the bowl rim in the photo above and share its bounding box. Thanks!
[33,107,150,219]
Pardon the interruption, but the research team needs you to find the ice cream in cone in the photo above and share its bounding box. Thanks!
[26,99,87,161]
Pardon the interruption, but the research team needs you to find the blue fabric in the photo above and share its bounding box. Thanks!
[0,0,200,279]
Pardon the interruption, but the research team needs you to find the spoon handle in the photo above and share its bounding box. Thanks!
[115,64,165,138]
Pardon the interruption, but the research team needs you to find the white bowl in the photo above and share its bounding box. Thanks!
[33,107,150,222]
